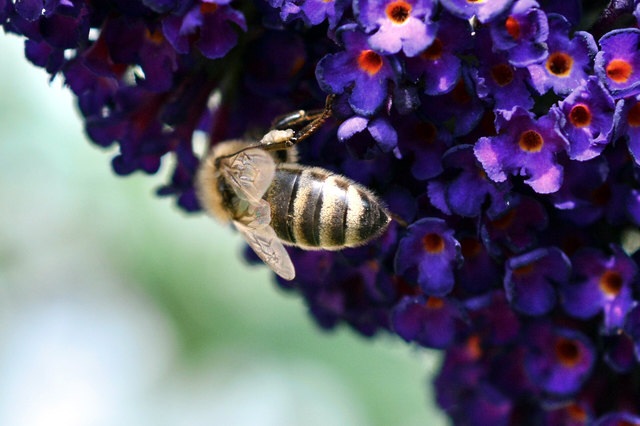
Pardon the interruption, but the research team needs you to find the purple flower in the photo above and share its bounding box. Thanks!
[405,12,471,95]
[316,24,395,115]
[455,239,503,296]
[394,218,461,296]
[504,247,570,316]
[337,115,398,157]
[392,295,465,348]
[613,94,640,164]
[355,0,437,57]
[396,119,453,181]
[300,0,348,27]
[162,1,247,59]
[560,246,637,334]
[527,14,597,96]
[489,0,549,67]
[429,145,512,218]
[474,107,568,194]
[554,76,616,161]
[595,29,640,98]
[524,324,596,396]
[439,0,515,23]
[421,73,485,136]
[594,412,640,426]
[545,402,593,425]
[550,156,610,226]
[472,30,535,119]
[482,197,548,256]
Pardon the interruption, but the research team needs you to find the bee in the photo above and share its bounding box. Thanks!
[196,96,391,280]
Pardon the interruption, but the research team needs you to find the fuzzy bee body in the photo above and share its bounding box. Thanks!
[196,97,390,280]
[266,164,390,250]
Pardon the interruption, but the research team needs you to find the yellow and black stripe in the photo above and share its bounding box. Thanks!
[265,164,390,249]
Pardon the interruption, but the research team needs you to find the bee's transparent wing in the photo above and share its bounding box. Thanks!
[234,213,295,281]
[219,148,276,204]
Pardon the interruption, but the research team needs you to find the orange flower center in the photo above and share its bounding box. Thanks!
[513,263,535,276]
[607,59,632,83]
[599,270,623,296]
[491,63,514,86]
[569,104,592,128]
[423,233,445,253]
[385,0,412,24]
[491,209,516,230]
[466,335,482,359]
[200,2,218,14]
[555,337,581,367]
[145,28,165,44]
[505,16,520,39]
[460,238,482,258]
[546,52,573,77]
[567,404,587,422]
[421,38,443,60]
[426,296,444,309]
[518,130,544,152]
[357,50,383,75]
[627,102,640,127]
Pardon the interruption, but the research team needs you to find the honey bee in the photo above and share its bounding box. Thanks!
[196,96,391,280]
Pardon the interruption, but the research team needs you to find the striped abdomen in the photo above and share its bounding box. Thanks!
[264,164,390,249]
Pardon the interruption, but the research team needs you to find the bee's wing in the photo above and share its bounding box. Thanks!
[219,148,276,204]
[234,217,296,281]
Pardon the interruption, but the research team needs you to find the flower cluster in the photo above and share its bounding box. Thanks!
[6,0,640,423]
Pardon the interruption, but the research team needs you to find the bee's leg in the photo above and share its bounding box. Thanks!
[262,94,335,152]
[271,94,336,131]
[390,213,408,228]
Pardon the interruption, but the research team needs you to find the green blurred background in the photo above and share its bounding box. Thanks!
[0,32,446,426]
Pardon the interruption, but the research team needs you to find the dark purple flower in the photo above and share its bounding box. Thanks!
[504,247,570,316]
[455,239,503,296]
[594,412,640,426]
[472,30,534,119]
[624,304,640,363]
[527,14,597,96]
[550,156,610,226]
[355,0,437,56]
[392,295,465,348]
[560,246,637,334]
[603,332,636,373]
[316,24,395,115]
[524,324,596,396]
[439,0,515,23]
[481,197,548,256]
[405,12,471,95]
[429,145,512,218]
[554,76,616,161]
[595,29,640,99]
[300,0,348,27]
[613,94,640,164]
[394,218,461,296]
[474,107,568,194]
[162,1,247,59]
[396,119,453,181]
[489,0,549,67]
[544,402,593,425]
[337,115,398,157]
[421,73,485,136]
